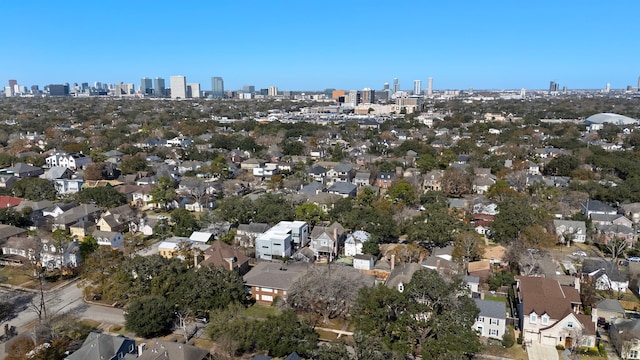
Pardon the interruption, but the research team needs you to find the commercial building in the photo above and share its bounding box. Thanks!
[170,75,187,99]
[413,79,422,95]
[140,77,153,95]
[153,77,165,97]
[211,76,224,98]
[187,83,201,98]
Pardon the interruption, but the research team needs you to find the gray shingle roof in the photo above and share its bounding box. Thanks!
[243,261,309,291]
[474,298,506,320]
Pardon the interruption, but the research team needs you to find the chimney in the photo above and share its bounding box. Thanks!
[391,254,395,271]
[138,343,147,355]
[574,276,581,292]
[194,253,199,268]
[333,227,338,259]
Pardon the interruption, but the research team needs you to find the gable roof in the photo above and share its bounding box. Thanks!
[243,261,309,291]
[0,224,27,241]
[582,259,629,282]
[327,182,357,194]
[137,340,210,360]
[199,240,249,271]
[386,263,423,290]
[66,332,135,360]
[237,222,270,234]
[595,298,625,314]
[474,298,506,320]
[0,196,22,208]
[517,276,581,319]
[582,199,616,213]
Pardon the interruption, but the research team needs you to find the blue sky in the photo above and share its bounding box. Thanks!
[2,1,639,91]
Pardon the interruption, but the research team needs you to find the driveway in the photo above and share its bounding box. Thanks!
[528,342,558,360]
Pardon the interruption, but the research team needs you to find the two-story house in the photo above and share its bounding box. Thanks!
[473,298,507,340]
[516,276,596,348]
[553,220,587,244]
[45,152,92,170]
[309,222,344,262]
[326,163,354,186]
[243,261,310,304]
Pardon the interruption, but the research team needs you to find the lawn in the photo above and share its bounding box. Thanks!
[483,344,528,360]
[0,266,33,286]
[241,303,280,319]
[485,294,508,303]
[316,329,339,341]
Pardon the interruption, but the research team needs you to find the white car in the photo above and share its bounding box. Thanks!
[572,251,587,257]
[628,257,640,262]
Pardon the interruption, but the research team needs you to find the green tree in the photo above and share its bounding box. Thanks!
[362,239,380,257]
[120,155,149,174]
[544,155,579,176]
[356,186,378,208]
[255,310,318,358]
[491,195,548,244]
[171,208,200,237]
[79,234,99,260]
[405,204,461,247]
[150,176,176,210]
[75,186,127,208]
[216,196,255,224]
[0,207,32,227]
[416,154,438,173]
[294,203,326,229]
[386,180,417,206]
[124,295,174,338]
[12,178,57,201]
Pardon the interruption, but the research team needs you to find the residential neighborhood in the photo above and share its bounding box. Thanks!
[1,92,640,359]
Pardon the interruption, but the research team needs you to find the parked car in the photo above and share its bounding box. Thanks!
[628,257,640,262]
[572,251,587,257]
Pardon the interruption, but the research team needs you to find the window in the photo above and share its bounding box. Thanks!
[274,243,281,246]
[477,316,485,322]
[541,315,549,325]
[566,322,574,328]
[490,319,500,325]
[489,329,499,336]
[529,314,537,324]
[629,350,638,358]
[397,283,405,292]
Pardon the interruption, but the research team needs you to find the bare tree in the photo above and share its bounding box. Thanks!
[287,265,373,324]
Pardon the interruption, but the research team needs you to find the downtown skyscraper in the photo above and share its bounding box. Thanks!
[211,77,224,98]
[170,76,187,99]
[154,77,165,97]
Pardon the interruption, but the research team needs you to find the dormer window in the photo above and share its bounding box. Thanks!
[43,244,48,252]
[397,283,405,293]
[529,313,537,324]
[541,315,549,325]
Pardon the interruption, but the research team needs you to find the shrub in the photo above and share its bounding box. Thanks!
[502,327,515,348]
[556,344,565,350]
[517,332,523,345]
[598,343,607,356]
[579,347,599,356]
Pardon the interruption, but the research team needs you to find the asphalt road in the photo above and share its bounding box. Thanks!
[0,280,125,358]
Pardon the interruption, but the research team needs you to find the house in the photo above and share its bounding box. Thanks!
[353,172,371,187]
[198,240,250,275]
[327,182,357,198]
[553,220,587,244]
[43,202,76,218]
[386,262,423,292]
[309,222,344,262]
[582,259,629,293]
[484,245,507,266]
[235,222,270,248]
[243,261,310,304]
[472,176,495,195]
[52,204,102,230]
[40,239,82,269]
[620,202,640,224]
[1,163,44,178]
[516,276,595,348]
[468,260,492,283]
[92,230,125,250]
[591,213,633,228]
[422,245,459,276]
[298,181,325,196]
[594,224,636,247]
[610,318,640,360]
[581,200,617,218]
[0,234,33,266]
[0,175,18,189]
[375,172,395,190]
[254,225,292,260]
[473,298,507,340]
[189,231,213,243]
[344,230,370,257]
[0,196,22,208]
[65,332,137,360]
[137,339,211,360]
[326,163,354,185]
[353,254,375,270]
[45,152,92,170]
[422,170,444,192]
[308,165,328,183]
[592,299,626,325]
[41,166,74,180]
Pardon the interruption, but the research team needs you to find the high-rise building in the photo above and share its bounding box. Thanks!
[383,82,389,91]
[427,77,433,96]
[605,83,611,93]
[154,77,166,97]
[393,78,400,93]
[48,84,70,96]
[347,90,361,106]
[8,80,17,88]
[268,86,278,97]
[549,81,559,93]
[170,76,187,99]
[211,77,224,98]
[361,88,375,104]
[187,83,201,98]
[413,80,422,95]
[637,76,640,90]
[520,88,526,98]
[141,77,153,95]
[242,85,255,94]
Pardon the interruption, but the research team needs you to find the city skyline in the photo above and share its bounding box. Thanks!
[1,1,639,90]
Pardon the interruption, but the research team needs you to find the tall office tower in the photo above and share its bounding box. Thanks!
[393,78,400,93]
[268,86,278,96]
[8,80,17,88]
[520,88,526,98]
[31,85,39,94]
[211,77,224,98]
[187,83,201,98]
[361,88,375,104]
[170,76,187,99]
[154,77,166,97]
[347,90,361,106]
[427,77,433,96]
[94,82,101,89]
[4,86,14,97]
[259,88,269,96]
[242,85,255,94]
[383,82,389,91]
[81,83,89,92]
[413,80,422,95]
[605,83,611,93]
[549,81,559,93]
[141,77,153,95]
[637,76,640,90]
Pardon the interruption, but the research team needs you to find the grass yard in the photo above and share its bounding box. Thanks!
[316,329,339,341]
[483,344,528,360]
[0,266,33,286]
[241,303,280,319]
[484,294,508,303]
[80,319,101,329]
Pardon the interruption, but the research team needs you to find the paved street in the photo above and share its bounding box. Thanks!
[0,280,125,359]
